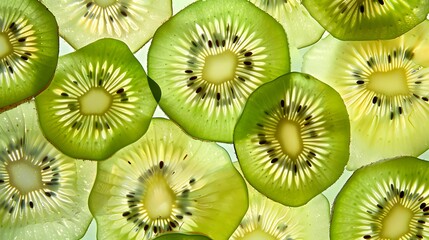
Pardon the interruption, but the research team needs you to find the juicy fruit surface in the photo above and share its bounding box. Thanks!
[40,0,172,52]
[331,157,429,239]
[0,0,59,112]
[302,0,429,40]
[153,233,212,240]
[148,0,290,143]
[303,20,429,170]
[89,118,248,240]
[234,72,350,206]
[35,38,157,160]
[0,101,96,240]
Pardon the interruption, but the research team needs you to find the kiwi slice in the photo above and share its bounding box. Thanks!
[39,0,171,52]
[248,0,325,49]
[153,233,212,240]
[302,0,429,40]
[0,101,96,240]
[148,0,290,143]
[302,20,429,170]
[35,38,157,160]
[0,0,59,112]
[231,162,330,239]
[331,156,429,239]
[234,72,350,206]
[88,118,248,239]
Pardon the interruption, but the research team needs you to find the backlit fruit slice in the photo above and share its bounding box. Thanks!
[35,38,157,160]
[39,0,172,52]
[234,72,350,207]
[148,0,290,143]
[331,156,429,240]
[0,101,96,240]
[302,20,429,170]
[302,0,429,40]
[89,118,248,240]
[153,233,212,240]
[0,0,59,112]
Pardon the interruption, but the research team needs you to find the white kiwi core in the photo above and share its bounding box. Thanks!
[202,50,238,84]
[79,88,113,115]
[240,229,277,240]
[94,0,117,7]
[0,33,12,58]
[276,119,303,159]
[144,174,175,219]
[6,161,42,194]
[367,68,409,96]
[380,204,413,239]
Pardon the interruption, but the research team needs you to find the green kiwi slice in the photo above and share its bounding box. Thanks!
[88,118,248,239]
[148,0,290,143]
[302,20,429,170]
[35,38,157,160]
[153,233,212,240]
[0,0,59,112]
[0,101,96,240]
[234,72,350,207]
[302,0,429,40]
[231,163,330,239]
[39,0,171,52]
[248,0,325,49]
[331,156,429,239]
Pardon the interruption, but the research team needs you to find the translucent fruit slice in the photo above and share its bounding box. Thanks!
[302,20,429,170]
[331,156,429,240]
[35,38,157,160]
[148,0,290,143]
[153,233,212,240]
[89,118,248,240]
[0,0,59,112]
[249,0,325,48]
[302,0,429,40]
[39,0,172,52]
[234,72,350,206]
[0,101,96,240]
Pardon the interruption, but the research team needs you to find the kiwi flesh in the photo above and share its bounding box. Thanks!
[0,101,96,240]
[248,0,325,49]
[302,0,429,40]
[0,0,59,112]
[39,0,172,53]
[35,38,157,160]
[302,20,429,170]
[88,118,248,240]
[234,72,350,207]
[153,233,212,240]
[148,0,290,143]
[331,156,429,239]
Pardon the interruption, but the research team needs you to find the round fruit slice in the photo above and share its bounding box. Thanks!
[331,156,429,240]
[148,0,290,143]
[0,0,59,112]
[89,118,248,240]
[39,0,172,52]
[249,0,325,49]
[231,163,330,239]
[0,101,96,240]
[35,38,157,160]
[302,0,429,40]
[153,233,211,240]
[302,20,429,170]
[234,72,350,207]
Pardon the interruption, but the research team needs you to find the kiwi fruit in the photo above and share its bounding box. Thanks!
[302,0,429,40]
[248,0,325,49]
[234,72,350,207]
[153,232,212,240]
[0,0,59,112]
[231,162,330,240]
[35,38,158,160]
[331,156,429,239]
[0,101,96,240]
[39,0,172,53]
[88,118,248,239]
[302,20,429,170]
[148,0,290,143]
